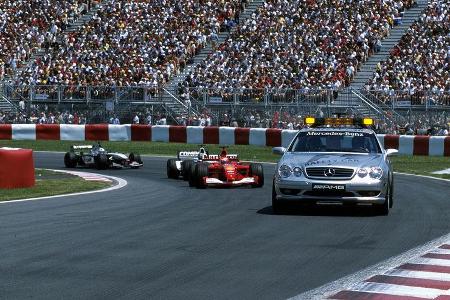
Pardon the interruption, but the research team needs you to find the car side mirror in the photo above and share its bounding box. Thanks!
[272,147,286,155]
[386,149,398,156]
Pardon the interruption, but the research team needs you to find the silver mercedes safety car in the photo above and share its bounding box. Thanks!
[272,117,398,215]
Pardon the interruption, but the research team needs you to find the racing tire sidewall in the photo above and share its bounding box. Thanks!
[182,160,194,181]
[195,163,208,189]
[64,152,77,168]
[250,163,264,187]
[188,163,197,187]
[167,159,178,179]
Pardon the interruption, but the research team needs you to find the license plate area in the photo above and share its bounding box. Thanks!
[312,184,346,191]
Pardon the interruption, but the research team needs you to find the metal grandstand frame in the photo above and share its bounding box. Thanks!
[1,83,448,125]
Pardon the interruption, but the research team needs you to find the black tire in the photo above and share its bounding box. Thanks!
[250,163,264,187]
[195,163,209,189]
[95,154,108,170]
[272,183,283,214]
[64,152,77,168]
[188,163,197,187]
[374,182,390,215]
[182,160,194,181]
[166,158,179,179]
[129,153,142,164]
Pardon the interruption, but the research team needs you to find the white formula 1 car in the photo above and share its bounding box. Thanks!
[64,143,143,170]
[166,147,209,180]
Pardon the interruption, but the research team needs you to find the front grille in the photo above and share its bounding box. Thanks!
[305,167,354,179]
[303,190,355,197]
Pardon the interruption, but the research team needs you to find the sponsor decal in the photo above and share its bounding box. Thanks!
[306,131,364,137]
[312,184,346,190]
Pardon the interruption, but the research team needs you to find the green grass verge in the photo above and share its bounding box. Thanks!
[0,169,111,202]
[1,140,449,179]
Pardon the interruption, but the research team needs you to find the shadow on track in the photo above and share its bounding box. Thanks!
[257,204,385,217]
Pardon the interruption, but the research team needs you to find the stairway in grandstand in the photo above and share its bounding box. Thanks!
[334,0,427,123]
[0,85,20,114]
[14,1,108,77]
[162,0,266,124]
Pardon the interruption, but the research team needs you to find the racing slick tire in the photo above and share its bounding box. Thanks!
[129,153,143,164]
[182,160,194,181]
[250,163,264,188]
[195,163,209,189]
[167,159,179,179]
[95,154,109,170]
[374,180,391,216]
[64,152,77,168]
[188,163,197,187]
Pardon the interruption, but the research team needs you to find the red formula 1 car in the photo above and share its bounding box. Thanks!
[188,148,264,188]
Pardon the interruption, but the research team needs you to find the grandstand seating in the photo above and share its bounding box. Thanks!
[366,0,449,105]
[182,0,415,90]
[14,0,246,87]
[0,0,93,81]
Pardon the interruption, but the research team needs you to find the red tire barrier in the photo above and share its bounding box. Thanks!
[204,127,219,145]
[0,124,12,140]
[266,128,282,147]
[234,127,250,145]
[85,124,109,141]
[1,125,448,156]
[0,148,35,189]
[413,136,430,156]
[445,137,450,157]
[169,126,187,143]
[36,124,60,140]
[384,135,399,150]
[131,125,151,141]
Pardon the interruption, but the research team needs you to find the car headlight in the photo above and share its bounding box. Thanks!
[279,165,292,178]
[357,168,368,178]
[293,167,302,177]
[369,167,383,179]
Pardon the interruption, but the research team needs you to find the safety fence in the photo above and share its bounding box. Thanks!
[0,124,448,156]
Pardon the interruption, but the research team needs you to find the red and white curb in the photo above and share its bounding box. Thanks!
[291,233,450,300]
[57,170,112,183]
[0,170,127,204]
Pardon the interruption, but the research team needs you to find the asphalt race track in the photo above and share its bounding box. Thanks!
[1,152,449,299]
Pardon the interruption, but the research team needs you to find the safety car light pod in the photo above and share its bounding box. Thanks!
[369,167,383,179]
[357,168,368,178]
[293,167,302,177]
[279,165,292,178]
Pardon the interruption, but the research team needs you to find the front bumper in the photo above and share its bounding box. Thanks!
[204,176,257,187]
[274,177,387,204]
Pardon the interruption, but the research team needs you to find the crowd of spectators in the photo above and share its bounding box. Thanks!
[0,0,96,81]
[366,0,449,105]
[15,0,248,87]
[182,0,415,91]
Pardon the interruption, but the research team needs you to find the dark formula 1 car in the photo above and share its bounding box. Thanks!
[64,144,143,170]
[166,146,209,180]
[188,148,264,188]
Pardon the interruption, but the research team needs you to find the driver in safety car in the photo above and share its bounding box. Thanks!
[271,117,398,215]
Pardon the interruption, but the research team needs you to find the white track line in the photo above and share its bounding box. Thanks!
[0,171,127,204]
[348,282,445,299]
[384,269,450,281]
[429,249,450,255]
[411,257,450,267]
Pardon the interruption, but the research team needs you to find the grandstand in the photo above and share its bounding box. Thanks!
[0,0,448,135]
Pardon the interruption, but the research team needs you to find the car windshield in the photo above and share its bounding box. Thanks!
[289,131,382,153]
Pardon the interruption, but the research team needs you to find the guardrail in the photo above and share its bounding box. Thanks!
[3,84,449,108]
[0,124,448,156]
